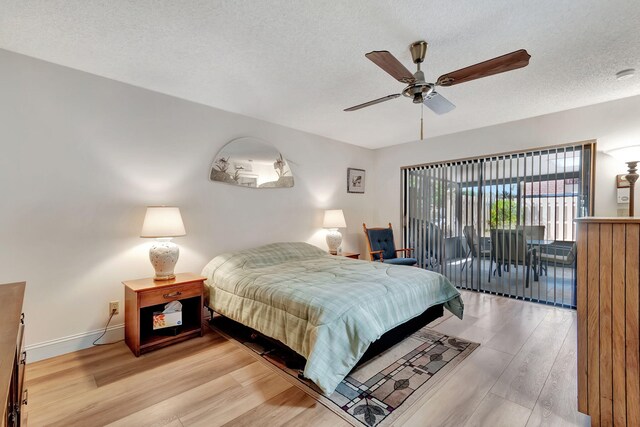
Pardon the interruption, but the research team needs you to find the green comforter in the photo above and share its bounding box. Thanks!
[201,242,463,395]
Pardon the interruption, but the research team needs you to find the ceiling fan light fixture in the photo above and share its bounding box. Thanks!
[616,68,636,81]
[413,93,423,104]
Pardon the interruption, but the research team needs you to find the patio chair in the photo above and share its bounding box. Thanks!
[517,225,546,240]
[538,241,577,275]
[489,228,534,287]
[424,221,444,269]
[461,225,491,271]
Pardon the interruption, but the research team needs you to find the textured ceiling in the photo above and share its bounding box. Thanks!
[1,0,640,149]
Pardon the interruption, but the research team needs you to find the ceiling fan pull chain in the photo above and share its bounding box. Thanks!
[420,103,424,140]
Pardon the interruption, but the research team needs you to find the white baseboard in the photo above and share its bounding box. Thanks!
[26,324,125,363]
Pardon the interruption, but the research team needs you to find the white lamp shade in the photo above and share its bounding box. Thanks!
[140,206,186,238]
[323,209,346,228]
[607,145,640,163]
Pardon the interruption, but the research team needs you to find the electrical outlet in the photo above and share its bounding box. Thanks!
[109,301,120,315]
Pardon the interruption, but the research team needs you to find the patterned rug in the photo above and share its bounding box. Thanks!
[209,315,478,427]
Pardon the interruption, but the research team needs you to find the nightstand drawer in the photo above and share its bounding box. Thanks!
[139,282,202,308]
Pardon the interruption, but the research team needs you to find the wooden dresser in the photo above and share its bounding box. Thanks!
[575,218,639,426]
[0,282,27,427]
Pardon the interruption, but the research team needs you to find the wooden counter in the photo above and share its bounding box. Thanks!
[575,218,639,426]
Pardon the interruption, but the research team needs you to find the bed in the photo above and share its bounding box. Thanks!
[201,242,464,395]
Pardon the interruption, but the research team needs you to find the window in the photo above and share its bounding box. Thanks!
[402,142,594,308]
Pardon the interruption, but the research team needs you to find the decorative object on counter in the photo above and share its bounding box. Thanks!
[323,209,347,254]
[627,162,639,216]
[209,137,294,188]
[607,145,640,216]
[347,168,365,193]
[140,206,186,280]
[616,174,631,207]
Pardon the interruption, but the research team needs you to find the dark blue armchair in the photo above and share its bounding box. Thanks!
[363,223,417,266]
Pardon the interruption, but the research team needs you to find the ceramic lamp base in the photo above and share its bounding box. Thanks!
[326,228,343,255]
[149,238,179,281]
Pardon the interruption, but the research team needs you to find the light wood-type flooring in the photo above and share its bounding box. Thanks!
[24,290,590,426]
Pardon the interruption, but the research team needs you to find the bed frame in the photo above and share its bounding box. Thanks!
[358,303,444,366]
[207,303,445,371]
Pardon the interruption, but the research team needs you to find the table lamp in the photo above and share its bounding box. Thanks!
[140,206,186,280]
[607,145,640,216]
[323,209,347,254]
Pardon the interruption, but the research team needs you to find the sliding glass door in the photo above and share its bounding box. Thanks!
[402,142,595,308]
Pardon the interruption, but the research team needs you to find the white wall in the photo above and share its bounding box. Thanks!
[373,95,640,230]
[0,49,375,357]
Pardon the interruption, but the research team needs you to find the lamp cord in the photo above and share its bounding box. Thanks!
[92,309,123,346]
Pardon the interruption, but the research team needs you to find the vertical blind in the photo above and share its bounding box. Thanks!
[402,142,594,308]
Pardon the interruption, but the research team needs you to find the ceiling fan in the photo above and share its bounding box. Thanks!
[344,41,530,137]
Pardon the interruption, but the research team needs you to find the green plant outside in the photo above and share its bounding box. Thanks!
[489,197,519,229]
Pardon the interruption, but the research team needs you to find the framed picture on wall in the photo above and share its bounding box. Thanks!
[347,168,365,194]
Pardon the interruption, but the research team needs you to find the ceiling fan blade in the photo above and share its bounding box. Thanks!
[423,92,456,115]
[365,51,416,84]
[344,94,401,112]
[436,49,531,87]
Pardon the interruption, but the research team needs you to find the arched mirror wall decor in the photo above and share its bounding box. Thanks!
[209,137,294,188]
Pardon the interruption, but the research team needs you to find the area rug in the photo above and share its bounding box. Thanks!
[209,316,478,427]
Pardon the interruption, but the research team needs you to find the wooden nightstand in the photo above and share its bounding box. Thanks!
[339,252,360,260]
[123,273,205,356]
